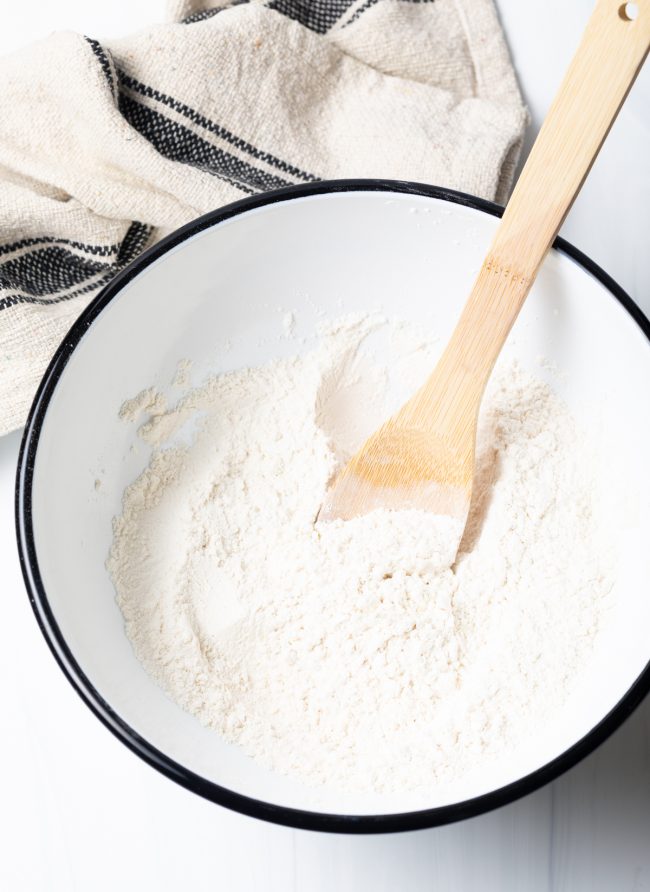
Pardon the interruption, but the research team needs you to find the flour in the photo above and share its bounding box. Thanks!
[107,316,614,793]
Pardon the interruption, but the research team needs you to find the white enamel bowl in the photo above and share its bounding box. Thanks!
[16,182,650,833]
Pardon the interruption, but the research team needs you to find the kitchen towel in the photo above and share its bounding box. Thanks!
[0,0,526,436]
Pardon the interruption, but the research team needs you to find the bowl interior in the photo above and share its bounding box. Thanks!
[28,189,650,817]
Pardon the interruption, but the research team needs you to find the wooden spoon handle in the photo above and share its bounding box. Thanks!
[428,0,650,422]
[493,0,650,281]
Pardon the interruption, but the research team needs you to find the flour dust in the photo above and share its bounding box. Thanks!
[108,316,614,793]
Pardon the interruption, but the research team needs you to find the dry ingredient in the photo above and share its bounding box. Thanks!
[108,316,614,793]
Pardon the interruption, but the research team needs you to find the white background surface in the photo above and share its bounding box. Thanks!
[1,2,649,890]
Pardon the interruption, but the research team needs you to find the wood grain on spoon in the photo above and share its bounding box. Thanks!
[320,0,650,528]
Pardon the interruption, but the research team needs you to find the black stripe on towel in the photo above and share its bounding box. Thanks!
[0,248,108,297]
[267,0,356,33]
[84,36,118,98]
[118,93,293,193]
[182,1,251,24]
[182,0,436,33]
[0,272,115,311]
[119,73,318,184]
[0,236,120,259]
[0,223,151,312]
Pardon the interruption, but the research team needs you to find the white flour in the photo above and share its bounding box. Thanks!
[108,317,613,793]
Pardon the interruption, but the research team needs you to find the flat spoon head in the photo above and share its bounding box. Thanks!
[319,409,474,556]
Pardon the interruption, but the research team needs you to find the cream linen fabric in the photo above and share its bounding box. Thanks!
[0,0,526,435]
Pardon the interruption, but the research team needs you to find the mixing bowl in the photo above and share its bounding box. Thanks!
[16,181,650,833]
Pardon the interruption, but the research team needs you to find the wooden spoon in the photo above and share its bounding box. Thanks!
[319,0,650,541]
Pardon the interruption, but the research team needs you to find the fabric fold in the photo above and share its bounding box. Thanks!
[0,0,526,435]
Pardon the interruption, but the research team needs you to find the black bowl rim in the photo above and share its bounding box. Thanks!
[15,179,650,835]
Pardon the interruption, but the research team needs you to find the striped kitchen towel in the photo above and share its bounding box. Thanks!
[0,0,526,436]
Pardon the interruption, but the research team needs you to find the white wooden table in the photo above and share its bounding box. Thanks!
[1,3,649,889]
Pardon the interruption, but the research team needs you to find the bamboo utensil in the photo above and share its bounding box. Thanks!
[319,0,650,540]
